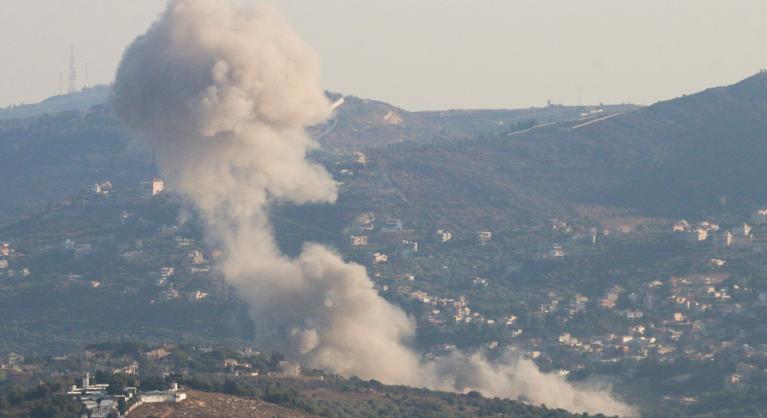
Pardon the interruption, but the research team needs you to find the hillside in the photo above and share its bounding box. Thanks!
[1,73,765,249]
[364,72,767,229]
[0,73,767,243]
[0,105,153,226]
[129,389,314,418]
[0,90,628,228]
[4,73,761,231]
[0,86,109,120]
[317,94,636,151]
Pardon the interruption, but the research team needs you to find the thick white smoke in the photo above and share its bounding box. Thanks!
[111,1,634,416]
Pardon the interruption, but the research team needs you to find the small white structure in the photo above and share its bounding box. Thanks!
[176,237,194,247]
[279,361,302,377]
[0,243,10,257]
[673,220,689,232]
[90,399,118,418]
[141,178,165,197]
[92,181,113,195]
[161,267,175,278]
[353,151,367,165]
[402,240,418,253]
[141,391,187,404]
[381,219,404,233]
[477,230,492,245]
[6,353,24,367]
[188,250,205,265]
[383,110,403,125]
[551,244,565,258]
[437,229,452,243]
[709,258,727,267]
[141,383,186,404]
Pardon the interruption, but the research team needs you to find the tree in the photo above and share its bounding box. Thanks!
[222,379,246,396]
[5,386,24,406]
[269,352,285,370]
[29,395,82,418]
[466,390,483,400]
[26,384,53,401]
[103,372,135,395]
[95,370,113,385]
[139,375,165,391]
[107,382,124,396]
[263,384,298,406]
[118,398,127,414]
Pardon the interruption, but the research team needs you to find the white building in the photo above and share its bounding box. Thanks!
[477,230,492,245]
[353,151,367,165]
[141,178,165,197]
[381,219,404,233]
[673,220,689,232]
[92,181,113,195]
[188,250,205,265]
[551,244,565,257]
[141,383,186,404]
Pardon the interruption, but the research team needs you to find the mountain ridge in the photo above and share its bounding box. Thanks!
[364,71,767,227]
[0,73,765,227]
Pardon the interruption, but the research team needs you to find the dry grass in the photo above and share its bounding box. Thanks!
[128,390,317,418]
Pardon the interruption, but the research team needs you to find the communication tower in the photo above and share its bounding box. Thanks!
[67,44,78,94]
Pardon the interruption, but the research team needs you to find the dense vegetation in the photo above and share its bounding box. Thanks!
[0,343,590,418]
[0,381,83,418]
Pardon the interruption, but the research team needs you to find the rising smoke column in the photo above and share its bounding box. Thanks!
[111,1,634,415]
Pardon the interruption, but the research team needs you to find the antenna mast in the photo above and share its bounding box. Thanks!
[67,44,78,94]
[83,63,89,90]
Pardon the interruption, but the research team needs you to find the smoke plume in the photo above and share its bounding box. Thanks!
[111,1,634,416]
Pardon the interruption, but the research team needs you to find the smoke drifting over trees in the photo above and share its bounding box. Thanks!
[111,1,634,415]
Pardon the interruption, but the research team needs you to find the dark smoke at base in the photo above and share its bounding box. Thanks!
[111,1,634,415]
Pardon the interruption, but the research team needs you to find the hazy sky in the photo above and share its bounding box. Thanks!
[1,0,766,110]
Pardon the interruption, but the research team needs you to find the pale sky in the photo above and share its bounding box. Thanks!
[1,0,766,110]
